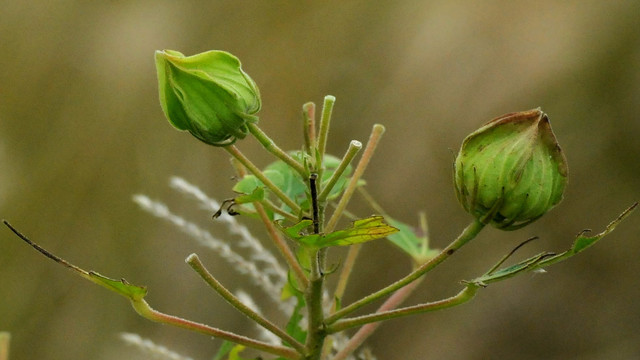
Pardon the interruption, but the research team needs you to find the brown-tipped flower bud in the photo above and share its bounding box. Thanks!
[454,109,568,230]
[155,49,261,146]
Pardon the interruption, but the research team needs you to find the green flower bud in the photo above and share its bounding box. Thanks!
[155,49,261,146]
[454,109,568,230]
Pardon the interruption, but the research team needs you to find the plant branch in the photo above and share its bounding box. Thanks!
[254,201,309,289]
[327,284,479,333]
[186,254,306,353]
[304,173,327,360]
[325,124,385,233]
[316,95,336,170]
[302,102,316,154]
[260,199,299,223]
[304,248,326,360]
[318,140,362,202]
[331,242,362,310]
[225,145,302,215]
[130,297,301,360]
[331,278,423,360]
[325,124,386,319]
[326,219,485,324]
[247,122,307,177]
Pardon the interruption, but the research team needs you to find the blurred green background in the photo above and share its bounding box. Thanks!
[1,1,639,359]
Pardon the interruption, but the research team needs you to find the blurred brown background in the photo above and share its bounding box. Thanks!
[1,1,639,359]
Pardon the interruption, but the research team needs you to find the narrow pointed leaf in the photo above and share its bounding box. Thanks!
[3,221,147,301]
[538,202,637,267]
[277,216,398,248]
[319,216,399,247]
[467,202,637,286]
[234,187,265,204]
[468,252,554,285]
[386,217,439,264]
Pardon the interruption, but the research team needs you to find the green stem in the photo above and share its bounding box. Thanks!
[327,284,479,333]
[225,145,302,215]
[316,95,336,171]
[304,248,326,360]
[130,298,301,360]
[230,157,307,288]
[255,202,309,289]
[325,124,385,233]
[303,174,327,360]
[302,102,316,154]
[331,242,361,311]
[318,140,362,202]
[247,123,307,177]
[186,254,306,354]
[326,219,485,324]
[331,277,423,360]
[260,199,299,223]
[324,125,385,320]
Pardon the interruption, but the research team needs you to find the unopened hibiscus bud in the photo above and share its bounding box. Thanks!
[155,49,261,146]
[454,109,568,230]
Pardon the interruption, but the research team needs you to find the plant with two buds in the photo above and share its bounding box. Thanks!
[2,50,637,360]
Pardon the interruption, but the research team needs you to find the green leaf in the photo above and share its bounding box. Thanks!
[212,341,236,360]
[277,216,398,248]
[284,289,307,345]
[234,187,265,204]
[3,220,147,302]
[467,202,637,286]
[468,251,554,285]
[227,344,249,360]
[232,174,261,194]
[232,152,353,211]
[277,270,307,348]
[538,202,637,267]
[86,272,147,301]
[386,216,439,265]
[320,216,399,247]
[277,219,313,240]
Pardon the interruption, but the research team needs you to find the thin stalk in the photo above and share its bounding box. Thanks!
[0,332,9,360]
[260,199,299,223]
[316,95,336,169]
[325,124,385,233]
[229,157,297,223]
[186,254,306,354]
[302,102,316,154]
[247,123,307,177]
[255,201,309,289]
[130,298,301,360]
[225,145,302,215]
[230,157,307,287]
[327,284,479,333]
[331,242,361,310]
[303,248,326,360]
[324,125,385,318]
[326,219,485,324]
[318,140,362,202]
[356,186,387,215]
[331,278,423,360]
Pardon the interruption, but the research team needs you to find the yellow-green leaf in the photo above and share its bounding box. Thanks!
[277,216,398,248]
